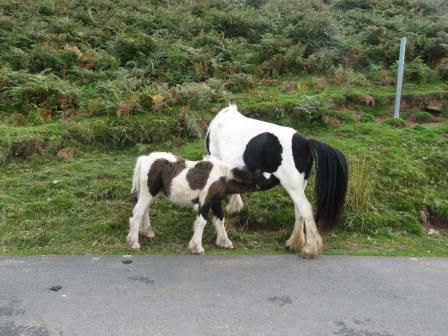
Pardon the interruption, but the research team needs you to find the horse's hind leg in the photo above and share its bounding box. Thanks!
[289,191,322,258]
[128,194,152,249]
[188,214,208,255]
[279,170,322,258]
[139,208,155,239]
[285,208,305,252]
[225,194,244,214]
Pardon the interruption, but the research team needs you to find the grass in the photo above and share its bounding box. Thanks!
[0,146,287,256]
[1,0,448,257]
[1,116,448,256]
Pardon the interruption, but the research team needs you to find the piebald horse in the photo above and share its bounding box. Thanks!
[206,105,348,258]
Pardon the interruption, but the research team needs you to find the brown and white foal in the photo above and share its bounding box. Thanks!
[127,152,258,254]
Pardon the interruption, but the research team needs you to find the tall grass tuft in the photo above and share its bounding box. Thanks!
[346,155,374,220]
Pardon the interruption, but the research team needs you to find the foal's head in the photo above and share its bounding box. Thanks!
[204,155,258,184]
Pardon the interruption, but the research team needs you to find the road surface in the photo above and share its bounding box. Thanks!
[1,255,447,336]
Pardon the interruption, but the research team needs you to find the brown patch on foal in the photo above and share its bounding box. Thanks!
[148,158,186,196]
[205,177,227,204]
[186,161,214,190]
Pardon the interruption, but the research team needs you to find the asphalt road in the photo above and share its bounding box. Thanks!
[1,255,447,336]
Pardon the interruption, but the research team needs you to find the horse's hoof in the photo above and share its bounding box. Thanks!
[189,241,205,255]
[129,242,141,250]
[300,246,319,259]
[300,253,314,259]
[143,233,155,240]
[285,235,305,252]
[216,238,234,249]
[192,248,205,255]
[127,236,140,250]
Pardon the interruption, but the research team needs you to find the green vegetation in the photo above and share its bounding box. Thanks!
[1,0,448,123]
[384,117,407,128]
[2,121,448,256]
[413,111,434,123]
[1,0,448,256]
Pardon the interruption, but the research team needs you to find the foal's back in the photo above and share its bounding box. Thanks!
[141,152,229,207]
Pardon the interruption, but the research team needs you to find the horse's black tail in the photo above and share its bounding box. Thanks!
[308,139,348,231]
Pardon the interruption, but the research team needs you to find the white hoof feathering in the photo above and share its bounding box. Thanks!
[301,245,319,259]
[141,228,155,239]
[216,237,234,249]
[127,233,141,249]
[127,239,140,250]
[286,233,305,252]
[188,240,205,255]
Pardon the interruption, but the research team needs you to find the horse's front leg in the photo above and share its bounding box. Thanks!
[188,206,209,255]
[211,202,233,249]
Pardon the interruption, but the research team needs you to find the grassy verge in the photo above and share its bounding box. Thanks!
[1,119,448,256]
[1,0,448,257]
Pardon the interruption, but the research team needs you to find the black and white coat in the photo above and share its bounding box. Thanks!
[206,105,348,258]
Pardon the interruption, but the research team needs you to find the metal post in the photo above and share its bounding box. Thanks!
[394,37,406,118]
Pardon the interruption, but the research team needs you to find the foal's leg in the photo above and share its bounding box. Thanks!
[225,194,244,214]
[139,208,155,239]
[127,193,153,249]
[188,212,208,255]
[211,203,233,249]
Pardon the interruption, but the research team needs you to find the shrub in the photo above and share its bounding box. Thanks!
[364,63,395,84]
[360,114,374,123]
[0,47,30,70]
[111,32,157,65]
[384,118,406,128]
[330,65,369,86]
[436,58,448,81]
[391,56,433,83]
[301,48,342,73]
[285,9,341,56]
[293,96,331,125]
[1,69,79,118]
[406,57,434,83]
[64,117,184,148]
[334,0,373,10]
[413,111,434,123]
[93,50,120,70]
[227,73,256,92]
[28,43,79,74]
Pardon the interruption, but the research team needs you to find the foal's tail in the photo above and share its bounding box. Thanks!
[131,156,145,203]
[308,140,349,231]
